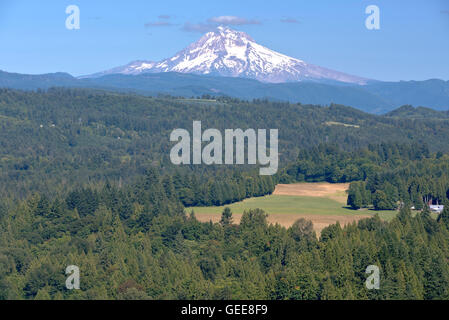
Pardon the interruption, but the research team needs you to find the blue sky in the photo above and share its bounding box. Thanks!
[0,0,448,81]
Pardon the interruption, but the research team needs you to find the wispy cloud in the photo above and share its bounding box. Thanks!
[182,22,216,33]
[145,21,175,28]
[182,15,262,33]
[145,14,176,28]
[280,17,300,24]
[208,16,261,26]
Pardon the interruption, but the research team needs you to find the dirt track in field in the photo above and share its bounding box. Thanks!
[273,182,350,204]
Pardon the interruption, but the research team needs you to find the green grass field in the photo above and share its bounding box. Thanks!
[192,194,358,216]
[191,194,400,223]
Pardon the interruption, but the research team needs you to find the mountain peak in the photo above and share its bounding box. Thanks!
[212,25,253,39]
[86,27,368,84]
[215,25,233,33]
[216,25,230,31]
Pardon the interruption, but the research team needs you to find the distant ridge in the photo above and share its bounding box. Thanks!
[1,70,448,114]
[386,105,449,119]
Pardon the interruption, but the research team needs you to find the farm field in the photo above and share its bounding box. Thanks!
[192,182,399,233]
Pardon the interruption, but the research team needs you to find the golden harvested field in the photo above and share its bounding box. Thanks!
[273,182,350,203]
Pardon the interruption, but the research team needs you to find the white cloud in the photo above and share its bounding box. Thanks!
[182,22,216,33]
[208,16,261,26]
[145,21,175,28]
[280,17,300,24]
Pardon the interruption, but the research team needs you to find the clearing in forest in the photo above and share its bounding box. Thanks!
[192,182,383,234]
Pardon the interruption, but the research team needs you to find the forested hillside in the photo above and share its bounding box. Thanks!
[2,88,449,199]
[2,88,449,300]
[1,169,449,300]
[386,105,449,119]
[280,143,449,210]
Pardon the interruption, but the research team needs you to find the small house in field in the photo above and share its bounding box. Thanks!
[429,205,444,214]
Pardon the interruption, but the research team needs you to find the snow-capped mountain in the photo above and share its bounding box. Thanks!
[86,26,368,84]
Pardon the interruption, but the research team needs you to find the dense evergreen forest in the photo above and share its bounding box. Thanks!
[280,143,449,210]
[1,88,449,300]
[3,88,449,199]
[0,168,449,300]
[1,169,449,299]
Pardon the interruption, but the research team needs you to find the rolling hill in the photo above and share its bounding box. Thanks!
[1,70,448,114]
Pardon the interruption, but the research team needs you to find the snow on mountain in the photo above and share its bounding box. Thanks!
[85,26,368,84]
[82,60,157,78]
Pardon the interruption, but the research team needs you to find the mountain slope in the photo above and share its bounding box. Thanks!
[0,70,78,89]
[1,70,448,114]
[364,79,449,109]
[87,26,368,84]
[80,72,389,111]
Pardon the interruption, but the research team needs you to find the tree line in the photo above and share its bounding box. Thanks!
[3,88,449,199]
